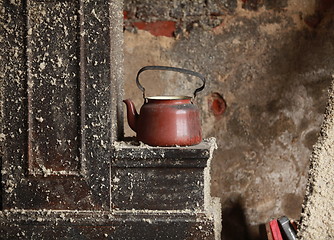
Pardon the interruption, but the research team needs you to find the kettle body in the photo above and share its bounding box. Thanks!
[138,96,201,146]
[123,66,205,147]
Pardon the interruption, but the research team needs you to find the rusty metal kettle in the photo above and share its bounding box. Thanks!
[123,66,206,146]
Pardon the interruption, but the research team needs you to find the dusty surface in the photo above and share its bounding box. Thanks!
[1,0,334,239]
[1,1,218,239]
[112,137,221,240]
[0,0,124,210]
[298,80,334,239]
[123,0,334,238]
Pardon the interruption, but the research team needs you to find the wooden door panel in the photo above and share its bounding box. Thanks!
[27,0,82,176]
[1,0,123,211]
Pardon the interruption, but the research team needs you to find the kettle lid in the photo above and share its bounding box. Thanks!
[146,95,192,100]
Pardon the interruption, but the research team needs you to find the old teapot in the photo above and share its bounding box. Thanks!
[123,66,206,146]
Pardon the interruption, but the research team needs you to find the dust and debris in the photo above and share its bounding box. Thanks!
[111,138,221,239]
[24,0,83,175]
[113,176,120,183]
[203,137,222,240]
[35,117,44,123]
[0,0,124,225]
[298,79,334,239]
[0,133,6,141]
[143,218,152,224]
[39,62,46,70]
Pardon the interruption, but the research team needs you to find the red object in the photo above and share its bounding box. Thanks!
[269,219,283,240]
[123,11,128,19]
[132,21,176,37]
[123,66,206,147]
[124,97,202,146]
[208,92,226,116]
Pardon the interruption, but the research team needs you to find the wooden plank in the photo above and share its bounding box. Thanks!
[111,168,204,210]
[0,210,215,239]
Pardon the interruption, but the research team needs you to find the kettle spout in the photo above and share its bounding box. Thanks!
[123,99,139,132]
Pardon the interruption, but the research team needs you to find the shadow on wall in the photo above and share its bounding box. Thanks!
[221,197,272,240]
[221,198,252,240]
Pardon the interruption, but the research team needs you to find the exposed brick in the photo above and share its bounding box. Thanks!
[124,0,237,36]
[132,21,177,37]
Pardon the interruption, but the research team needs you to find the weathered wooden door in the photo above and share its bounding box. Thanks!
[1,0,123,232]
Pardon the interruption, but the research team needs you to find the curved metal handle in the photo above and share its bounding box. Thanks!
[136,66,206,99]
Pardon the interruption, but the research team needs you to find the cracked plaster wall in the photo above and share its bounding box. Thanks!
[123,0,334,238]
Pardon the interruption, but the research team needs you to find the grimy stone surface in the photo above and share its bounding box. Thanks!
[298,80,334,239]
[123,0,334,238]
